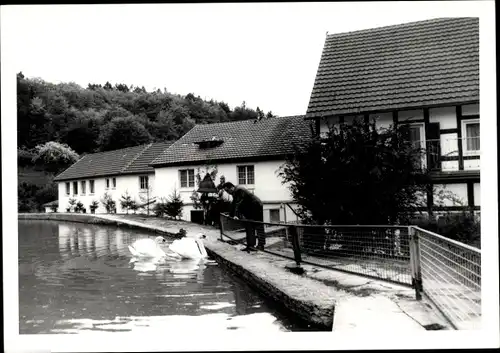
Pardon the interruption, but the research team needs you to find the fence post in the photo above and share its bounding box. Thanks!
[409,226,423,300]
[219,213,225,242]
[289,225,302,267]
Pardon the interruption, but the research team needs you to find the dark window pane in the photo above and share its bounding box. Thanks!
[188,169,195,187]
[466,123,480,151]
[180,170,187,188]
[247,166,255,184]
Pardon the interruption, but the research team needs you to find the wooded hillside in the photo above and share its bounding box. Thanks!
[17,72,276,211]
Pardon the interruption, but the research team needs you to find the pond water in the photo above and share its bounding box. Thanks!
[18,220,313,334]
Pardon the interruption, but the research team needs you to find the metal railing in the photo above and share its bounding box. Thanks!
[411,226,481,330]
[419,137,480,172]
[219,214,413,285]
[219,214,481,330]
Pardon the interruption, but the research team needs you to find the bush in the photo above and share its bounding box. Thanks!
[153,198,169,217]
[89,200,99,213]
[411,210,480,248]
[100,192,116,213]
[74,201,85,213]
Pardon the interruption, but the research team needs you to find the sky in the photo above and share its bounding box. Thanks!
[0,2,494,116]
[1,2,499,352]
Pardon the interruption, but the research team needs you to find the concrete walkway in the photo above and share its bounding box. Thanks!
[19,213,450,331]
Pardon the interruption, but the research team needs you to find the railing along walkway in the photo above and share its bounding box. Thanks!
[219,214,481,330]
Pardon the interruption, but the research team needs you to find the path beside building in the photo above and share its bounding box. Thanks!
[19,213,450,331]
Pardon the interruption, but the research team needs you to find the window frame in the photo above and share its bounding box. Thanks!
[237,165,255,186]
[139,175,149,190]
[89,180,95,195]
[461,119,480,156]
[407,123,427,170]
[73,181,78,195]
[81,180,86,195]
[269,208,281,223]
[105,178,110,190]
[65,182,70,196]
[112,177,117,189]
[179,169,195,189]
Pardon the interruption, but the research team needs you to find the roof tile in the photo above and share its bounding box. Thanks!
[306,18,479,117]
[54,142,172,181]
[150,116,312,166]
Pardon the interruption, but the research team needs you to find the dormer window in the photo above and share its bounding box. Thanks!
[194,137,224,149]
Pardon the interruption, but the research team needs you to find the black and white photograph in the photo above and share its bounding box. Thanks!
[1,2,498,352]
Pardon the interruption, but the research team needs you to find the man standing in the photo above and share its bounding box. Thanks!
[222,182,265,252]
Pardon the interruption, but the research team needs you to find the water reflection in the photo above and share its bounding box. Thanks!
[19,220,311,334]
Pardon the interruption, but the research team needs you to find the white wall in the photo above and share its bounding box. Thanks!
[154,160,294,222]
[44,206,56,213]
[429,106,456,129]
[58,172,155,213]
[473,183,480,206]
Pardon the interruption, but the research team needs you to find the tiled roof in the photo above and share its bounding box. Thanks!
[54,142,171,181]
[43,200,58,207]
[306,18,479,118]
[121,141,173,174]
[150,116,312,166]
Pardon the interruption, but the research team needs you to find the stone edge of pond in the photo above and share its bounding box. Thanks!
[18,213,335,331]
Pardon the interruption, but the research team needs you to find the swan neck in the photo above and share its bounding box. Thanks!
[195,239,207,257]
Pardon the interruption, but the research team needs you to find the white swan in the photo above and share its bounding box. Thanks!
[169,233,208,260]
[128,236,169,259]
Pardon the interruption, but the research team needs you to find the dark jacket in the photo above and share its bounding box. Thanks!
[230,186,263,219]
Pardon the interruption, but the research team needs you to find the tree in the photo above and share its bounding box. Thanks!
[230,101,259,121]
[115,83,129,92]
[88,83,102,90]
[63,122,100,154]
[67,198,77,212]
[279,119,430,226]
[120,191,133,214]
[165,189,184,220]
[256,107,265,120]
[98,116,152,151]
[266,111,275,119]
[103,81,113,90]
[130,200,139,214]
[31,141,79,173]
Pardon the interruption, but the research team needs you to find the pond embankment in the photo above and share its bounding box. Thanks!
[18,212,336,330]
